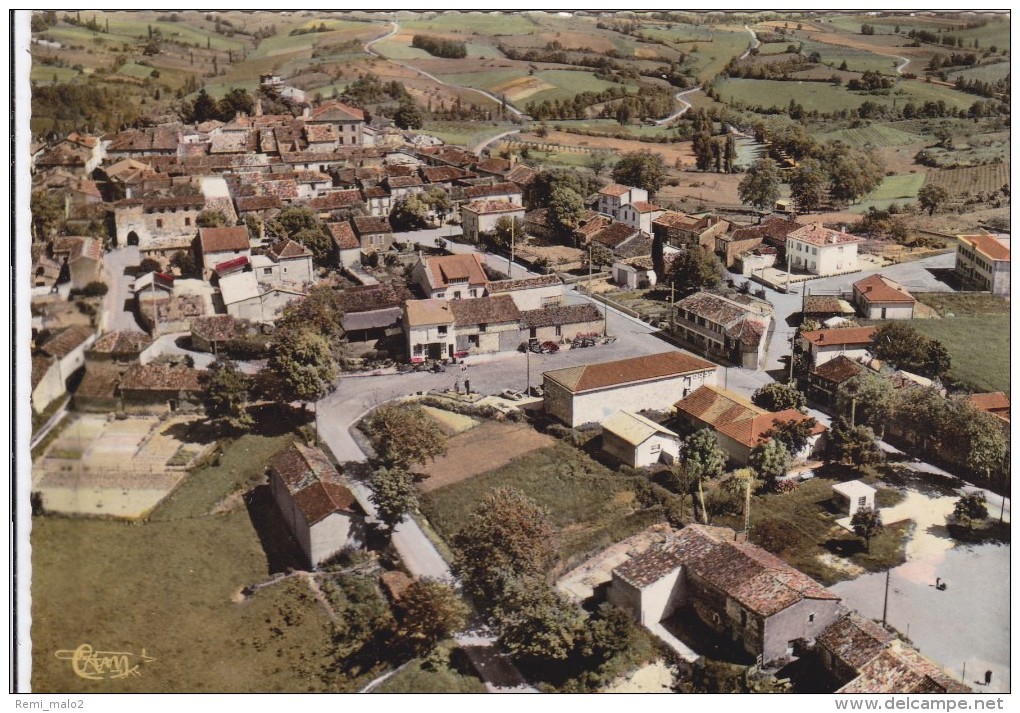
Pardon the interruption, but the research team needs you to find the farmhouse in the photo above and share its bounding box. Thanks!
[336,284,414,344]
[542,351,717,428]
[653,211,730,251]
[670,290,773,370]
[460,199,526,244]
[607,524,841,665]
[219,271,306,324]
[118,363,206,414]
[673,385,825,465]
[485,274,565,310]
[799,326,876,368]
[38,325,97,387]
[404,299,456,362]
[448,295,523,356]
[268,443,366,568]
[852,274,915,320]
[805,355,865,407]
[955,233,1010,297]
[520,303,603,345]
[600,410,680,468]
[411,253,489,300]
[786,223,861,276]
[199,226,252,273]
[597,184,648,222]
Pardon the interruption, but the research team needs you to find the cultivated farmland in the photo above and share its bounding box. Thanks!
[925,162,1011,197]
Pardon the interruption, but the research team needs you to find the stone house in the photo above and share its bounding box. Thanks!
[461,199,526,243]
[786,223,862,276]
[955,233,1010,297]
[673,385,826,465]
[448,295,523,356]
[113,194,207,255]
[327,222,362,268]
[219,271,306,324]
[597,184,648,221]
[38,325,97,388]
[617,201,664,235]
[671,290,773,370]
[805,355,865,407]
[601,410,681,468]
[352,215,395,254]
[653,211,730,251]
[542,351,718,428]
[190,315,254,354]
[520,303,602,345]
[834,637,970,693]
[816,611,895,689]
[51,237,104,291]
[268,443,366,568]
[612,257,657,290]
[199,226,252,273]
[305,101,366,148]
[336,284,414,344]
[799,327,876,368]
[852,274,915,320]
[411,253,489,300]
[607,524,842,664]
[252,238,315,286]
[403,299,456,362]
[714,227,765,269]
[118,363,206,414]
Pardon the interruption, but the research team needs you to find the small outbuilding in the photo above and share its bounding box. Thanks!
[601,410,680,468]
[832,480,876,517]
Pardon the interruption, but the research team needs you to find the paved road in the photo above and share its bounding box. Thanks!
[472,128,521,156]
[654,86,702,125]
[102,246,143,333]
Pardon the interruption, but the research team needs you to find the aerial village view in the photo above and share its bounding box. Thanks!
[19,9,1011,697]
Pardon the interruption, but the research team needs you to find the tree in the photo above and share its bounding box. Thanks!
[851,506,883,552]
[423,187,452,223]
[267,328,337,405]
[894,385,949,453]
[292,227,332,263]
[203,358,254,431]
[749,439,788,489]
[825,416,883,466]
[396,578,470,655]
[493,577,584,663]
[667,246,723,296]
[751,516,800,553]
[611,150,667,197]
[368,466,418,531]
[217,88,253,120]
[836,370,897,436]
[583,242,614,271]
[80,281,109,297]
[389,195,431,231]
[31,190,64,241]
[917,183,950,215]
[393,100,423,130]
[789,158,827,213]
[139,257,163,274]
[196,209,228,228]
[362,404,448,469]
[584,152,613,177]
[454,488,555,604]
[942,399,1009,481]
[764,417,817,457]
[827,147,884,206]
[951,492,988,529]
[547,185,586,239]
[871,322,951,380]
[490,215,523,251]
[170,250,198,277]
[737,158,781,218]
[275,284,347,361]
[752,383,806,412]
[682,429,727,524]
[190,88,219,124]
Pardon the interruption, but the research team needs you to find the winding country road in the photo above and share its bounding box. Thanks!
[654,85,702,125]
[364,21,529,119]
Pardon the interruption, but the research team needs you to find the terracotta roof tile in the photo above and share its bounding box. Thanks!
[309,189,364,211]
[811,355,865,384]
[352,215,392,236]
[967,392,1010,413]
[88,331,152,356]
[800,327,876,347]
[520,303,601,328]
[958,233,1010,262]
[853,274,915,304]
[119,364,205,393]
[327,222,359,250]
[31,354,57,391]
[788,222,862,247]
[424,253,488,289]
[486,274,562,293]
[40,325,96,359]
[599,183,631,197]
[818,611,894,672]
[449,294,521,326]
[270,443,359,525]
[544,351,716,394]
[268,238,312,260]
[200,226,250,254]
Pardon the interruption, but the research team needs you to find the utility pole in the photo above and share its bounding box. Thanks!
[851,398,857,427]
[1000,495,1007,523]
[670,282,676,333]
[788,334,795,384]
[882,568,891,626]
[525,343,530,395]
[508,217,514,276]
[786,249,792,294]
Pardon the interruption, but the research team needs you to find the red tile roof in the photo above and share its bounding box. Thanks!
[590,222,640,249]
[270,443,359,525]
[463,182,521,199]
[309,101,365,122]
[599,183,631,197]
[268,238,312,260]
[958,233,1010,262]
[119,364,205,393]
[544,351,717,394]
[675,385,823,448]
[31,354,57,391]
[449,294,521,326]
[424,253,489,289]
[88,331,152,356]
[327,222,359,251]
[811,355,865,384]
[200,226,250,254]
[967,392,1010,413]
[352,215,392,236]
[838,641,971,694]
[309,189,364,211]
[853,274,915,304]
[818,611,894,673]
[800,327,876,347]
[40,325,96,359]
[462,199,523,215]
[788,222,862,247]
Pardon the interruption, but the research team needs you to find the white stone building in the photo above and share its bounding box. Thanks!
[600,410,680,468]
[786,223,862,276]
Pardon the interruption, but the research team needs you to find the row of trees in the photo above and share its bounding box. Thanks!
[410,34,467,59]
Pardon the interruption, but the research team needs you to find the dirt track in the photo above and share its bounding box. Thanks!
[419,421,554,492]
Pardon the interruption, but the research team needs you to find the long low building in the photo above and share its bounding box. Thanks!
[542,351,718,427]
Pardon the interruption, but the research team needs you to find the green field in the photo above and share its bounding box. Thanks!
[372,643,487,693]
[401,11,536,36]
[466,42,503,59]
[439,67,526,92]
[945,62,1012,83]
[373,39,433,60]
[798,37,902,75]
[715,76,977,114]
[849,173,926,213]
[118,61,157,79]
[30,65,81,84]
[418,120,517,149]
[684,29,756,83]
[420,441,669,569]
[817,122,924,148]
[914,292,1011,317]
[530,69,639,105]
[911,315,1010,395]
